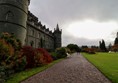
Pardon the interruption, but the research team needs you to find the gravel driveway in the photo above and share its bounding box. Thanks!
[21,53,111,83]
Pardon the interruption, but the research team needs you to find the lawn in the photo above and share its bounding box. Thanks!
[6,59,63,83]
[82,52,118,83]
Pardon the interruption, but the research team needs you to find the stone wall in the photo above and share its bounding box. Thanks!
[0,0,28,44]
[26,11,56,50]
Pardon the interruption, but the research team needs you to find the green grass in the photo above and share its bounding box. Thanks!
[82,52,118,83]
[6,59,64,83]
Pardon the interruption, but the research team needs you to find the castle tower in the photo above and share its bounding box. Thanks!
[53,24,62,49]
[117,32,118,39]
[0,0,29,44]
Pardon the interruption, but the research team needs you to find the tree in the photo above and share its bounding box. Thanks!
[81,45,88,52]
[99,41,102,50]
[91,46,99,52]
[114,38,118,45]
[67,44,81,53]
[99,39,107,52]
[112,33,118,52]
[111,44,118,52]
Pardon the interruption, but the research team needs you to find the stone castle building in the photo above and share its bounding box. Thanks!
[0,0,62,50]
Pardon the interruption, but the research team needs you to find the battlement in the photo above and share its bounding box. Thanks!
[27,11,54,37]
[0,0,62,49]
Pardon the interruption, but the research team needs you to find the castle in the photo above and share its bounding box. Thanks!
[0,0,62,50]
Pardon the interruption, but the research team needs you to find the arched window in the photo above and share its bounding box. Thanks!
[38,42,40,48]
[30,41,34,47]
[38,33,40,38]
[29,28,34,36]
[40,38,43,48]
[6,11,14,21]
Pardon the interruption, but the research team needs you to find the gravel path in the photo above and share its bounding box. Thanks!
[21,53,111,83]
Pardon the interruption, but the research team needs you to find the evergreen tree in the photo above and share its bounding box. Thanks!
[99,39,107,52]
[99,41,102,50]
[114,38,118,45]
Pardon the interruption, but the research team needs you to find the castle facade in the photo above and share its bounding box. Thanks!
[0,0,62,50]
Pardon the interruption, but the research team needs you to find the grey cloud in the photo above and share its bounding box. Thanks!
[62,34,112,46]
[29,0,118,46]
[110,29,118,39]
[62,34,99,46]
[29,0,118,27]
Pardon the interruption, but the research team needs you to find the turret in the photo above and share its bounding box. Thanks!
[0,0,29,44]
[53,24,62,48]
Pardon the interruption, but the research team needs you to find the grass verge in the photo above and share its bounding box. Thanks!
[6,59,64,83]
[82,52,118,83]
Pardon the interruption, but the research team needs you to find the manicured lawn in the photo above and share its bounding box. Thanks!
[82,52,118,83]
[6,59,64,83]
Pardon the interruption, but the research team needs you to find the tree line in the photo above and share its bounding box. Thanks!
[66,34,118,53]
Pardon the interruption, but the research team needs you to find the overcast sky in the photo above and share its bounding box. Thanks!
[29,0,118,46]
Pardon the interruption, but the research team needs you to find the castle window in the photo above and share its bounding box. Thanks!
[30,41,34,47]
[6,11,14,21]
[38,33,40,38]
[31,29,34,36]
[38,42,40,48]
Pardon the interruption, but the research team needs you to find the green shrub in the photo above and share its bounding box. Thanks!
[0,33,26,80]
[0,33,22,51]
[56,47,67,58]
[51,48,67,60]
[50,52,58,60]
[0,39,15,70]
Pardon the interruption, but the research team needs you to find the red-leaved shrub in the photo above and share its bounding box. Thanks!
[35,48,53,64]
[85,48,96,54]
[22,46,53,68]
[22,46,35,68]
